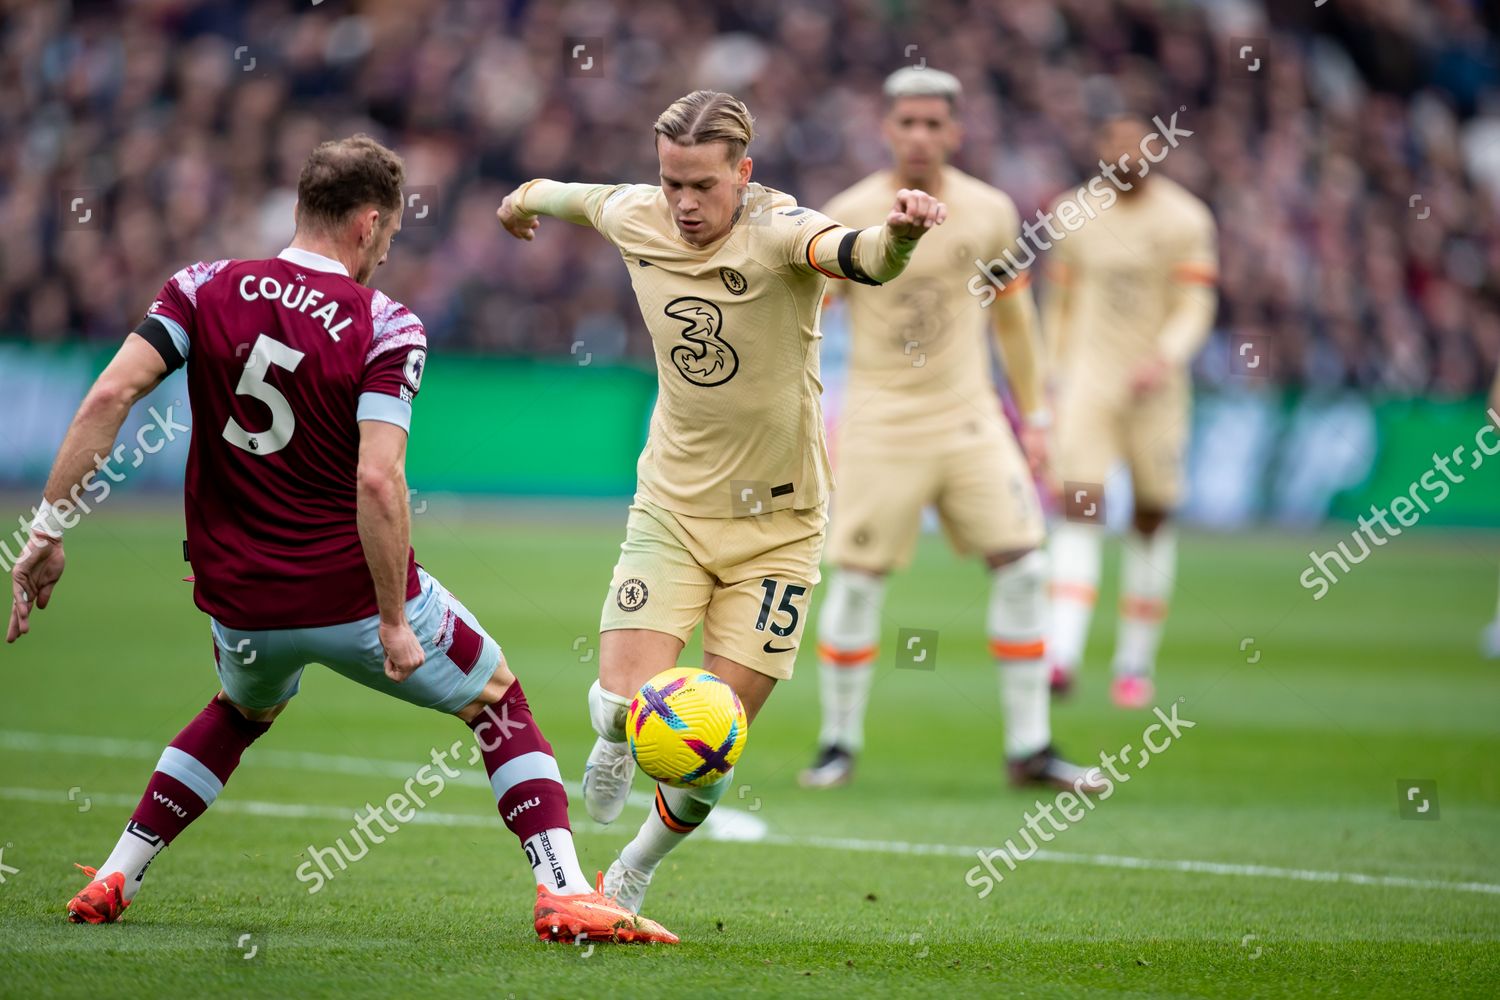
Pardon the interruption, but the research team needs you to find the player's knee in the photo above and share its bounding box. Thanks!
[1133,506,1170,537]
[220,691,288,723]
[453,656,517,723]
[817,567,886,647]
[588,678,631,742]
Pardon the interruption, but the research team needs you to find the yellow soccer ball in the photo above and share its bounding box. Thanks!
[627,667,748,788]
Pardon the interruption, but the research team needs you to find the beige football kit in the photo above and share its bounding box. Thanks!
[513,179,922,677]
[822,166,1047,573]
[1046,176,1218,509]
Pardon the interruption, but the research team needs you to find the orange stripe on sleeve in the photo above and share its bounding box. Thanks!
[1172,263,1217,285]
[807,226,844,280]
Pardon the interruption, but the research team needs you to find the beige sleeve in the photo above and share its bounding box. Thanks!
[1039,197,1077,375]
[983,195,1046,417]
[801,222,920,285]
[990,277,1046,418]
[1158,211,1220,365]
[513,180,627,233]
[817,195,855,300]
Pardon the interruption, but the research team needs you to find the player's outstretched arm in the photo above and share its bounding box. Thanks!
[807,189,946,285]
[496,180,623,241]
[7,334,168,643]
[356,420,425,683]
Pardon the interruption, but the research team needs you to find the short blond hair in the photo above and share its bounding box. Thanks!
[653,90,756,161]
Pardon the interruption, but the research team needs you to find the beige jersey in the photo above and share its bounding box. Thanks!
[1048,176,1217,400]
[527,181,855,518]
[824,167,1028,447]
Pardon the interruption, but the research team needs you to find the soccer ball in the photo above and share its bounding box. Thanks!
[627,667,748,788]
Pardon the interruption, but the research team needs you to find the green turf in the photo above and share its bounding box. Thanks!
[1,504,1497,998]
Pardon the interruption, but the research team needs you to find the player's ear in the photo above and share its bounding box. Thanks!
[738,155,753,185]
[358,207,379,247]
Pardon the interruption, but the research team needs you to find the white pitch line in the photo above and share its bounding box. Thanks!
[4,731,1498,896]
[4,785,1497,896]
[758,833,1500,896]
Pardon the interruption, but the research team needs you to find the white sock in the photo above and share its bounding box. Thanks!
[588,679,630,743]
[815,569,885,752]
[524,827,591,896]
[620,771,733,875]
[1114,527,1177,677]
[97,820,166,902]
[1048,523,1102,676]
[989,551,1051,758]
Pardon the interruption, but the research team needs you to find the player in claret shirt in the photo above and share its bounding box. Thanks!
[7,134,675,944]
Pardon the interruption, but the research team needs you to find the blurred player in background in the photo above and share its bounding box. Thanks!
[800,68,1103,795]
[496,90,944,915]
[1044,115,1218,708]
[7,136,675,944]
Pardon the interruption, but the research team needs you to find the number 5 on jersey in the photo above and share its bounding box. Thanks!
[223,333,306,456]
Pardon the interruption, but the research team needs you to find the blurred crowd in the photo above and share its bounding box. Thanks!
[3,0,1498,395]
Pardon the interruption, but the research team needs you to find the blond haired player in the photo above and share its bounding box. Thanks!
[496,90,944,916]
[1045,115,1218,708]
[800,68,1102,794]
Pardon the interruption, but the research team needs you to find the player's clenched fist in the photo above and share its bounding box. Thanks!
[886,188,947,241]
[379,618,426,682]
[496,193,540,241]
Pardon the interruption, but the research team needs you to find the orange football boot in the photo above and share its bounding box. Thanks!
[67,865,130,924]
[534,872,678,944]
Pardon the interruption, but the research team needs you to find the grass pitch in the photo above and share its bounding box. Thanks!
[0,503,1496,998]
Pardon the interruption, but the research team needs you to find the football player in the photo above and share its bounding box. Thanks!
[800,68,1103,795]
[1044,114,1218,707]
[496,90,944,915]
[9,135,675,943]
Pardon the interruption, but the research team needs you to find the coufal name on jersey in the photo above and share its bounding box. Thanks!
[237,274,353,341]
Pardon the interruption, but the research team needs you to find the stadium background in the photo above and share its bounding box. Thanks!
[3,0,1499,528]
[2,3,1499,996]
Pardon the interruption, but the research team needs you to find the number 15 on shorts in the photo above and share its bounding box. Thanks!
[755,579,807,654]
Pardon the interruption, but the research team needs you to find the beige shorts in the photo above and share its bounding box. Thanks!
[826,421,1045,573]
[1055,382,1190,510]
[600,497,827,680]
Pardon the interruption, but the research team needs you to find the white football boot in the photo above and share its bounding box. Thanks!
[602,857,653,914]
[581,737,635,825]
